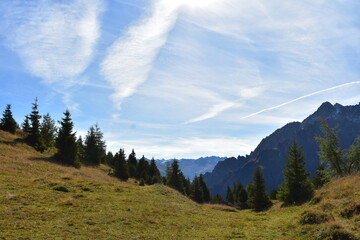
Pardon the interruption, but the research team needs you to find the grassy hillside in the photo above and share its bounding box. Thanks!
[0,130,359,240]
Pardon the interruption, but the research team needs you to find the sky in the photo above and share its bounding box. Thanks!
[1,0,360,159]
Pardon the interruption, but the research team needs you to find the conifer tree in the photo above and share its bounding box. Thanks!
[167,159,184,193]
[137,155,150,182]
[226,186,234,204]
[40,113,57,149]
[27,98,45,152]
[312,164,330,188]
[148,158,161,184]
[247,165,272,211]
[199,174,211,202]
[277,142,314,205]
[0,104,17,134]
[106,151,114,167]
[56,110,80,168]
[22,114,31,134]
[346,136,360,172]
[212,194,224,204]
[77,136,85,161]
[191,175,204,203]
[128,149,137,178]
[84,124,106,165]
[115,148,129,181]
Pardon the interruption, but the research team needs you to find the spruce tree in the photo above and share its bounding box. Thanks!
[77,136,85,161]
[27,98,45,152]
[0,104,17,134]
[40,113,57,149]
[84,124,106,165]
[115,148,129,181]
[149,158,161,184]
[212,194,224,204]
[199,174,211,202]
[277,142,314,205]
[22,114,31,134]
[247,165,272,211]
[226,186,234,204]
[192,175,204,203]
[167,159,184,193]
[106,151,114,167]
[347,136,360,172]
[137,155,149,183]
[312,164,330,188]
[56,110,80,168]
[128,149,137,178]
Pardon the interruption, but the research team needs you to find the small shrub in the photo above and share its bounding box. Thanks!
[340,203,360,219]
[309,196,322,205]
[317,225,356,240]
[300,211,333,225]
[139,179,145,186]
[53,186,70,192]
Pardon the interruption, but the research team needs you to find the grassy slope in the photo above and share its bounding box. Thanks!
[0,130,359,240]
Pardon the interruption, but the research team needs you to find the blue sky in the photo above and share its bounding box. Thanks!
[1,0,360,159]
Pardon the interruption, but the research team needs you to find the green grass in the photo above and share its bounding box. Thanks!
[1,130,359,239]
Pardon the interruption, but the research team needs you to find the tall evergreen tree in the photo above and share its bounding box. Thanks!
[40,113,57,149]
[346,136,360,172]
[27,98,45,152]
[137,155,150,182]
[77,136,85,161]
[105,151,114,167]
[0,104,17,134]
[191,175,203,203]
[312,164,330,189]
[56,110,80,168]
[277,142,314,205]
[199,174,211,202]
[115,149,129,181]
[247,165,272,211]
[167,159,184,193]
[22,114,31,134]
[128,149,137,178]
[84,124,106,165]
[226,186,234,204]
[148,158,161,184]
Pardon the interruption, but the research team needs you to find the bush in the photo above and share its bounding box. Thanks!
[300,211,333,225]
[340,203,360,219]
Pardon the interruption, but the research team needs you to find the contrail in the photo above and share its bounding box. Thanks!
[240,81,360,120]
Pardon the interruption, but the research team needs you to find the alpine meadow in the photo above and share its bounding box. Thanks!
[1,0,360,239]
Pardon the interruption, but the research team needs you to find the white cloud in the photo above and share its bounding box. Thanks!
[0,0,104,109]
[101,0,181,109]
[105,135,257,159]
[0,0,103,84]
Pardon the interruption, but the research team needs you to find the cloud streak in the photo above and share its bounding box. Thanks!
[240,81,360,120]
[0,0,103,85]
[101,0,181,109]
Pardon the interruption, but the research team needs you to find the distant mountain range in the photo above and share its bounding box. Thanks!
[155,156,225,179]
[204,102,360,197]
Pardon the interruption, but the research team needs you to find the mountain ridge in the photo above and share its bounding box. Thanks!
[204,101,360,197]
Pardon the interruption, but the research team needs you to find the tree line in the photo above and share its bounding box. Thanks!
[0,100,212,204]
[2,101,359,211]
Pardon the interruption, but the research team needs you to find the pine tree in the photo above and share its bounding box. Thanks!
[148,158,161,184]
[128,149,137,178]
[247,165,272,211]
[105,151,114,167]
[167,159,184,193]
[22,114,31,134]
[56,110,80,168]
[277,142,314,205]
[27,98,45,152]
[137,155,149,183]
[84,124,106,165]
[0,104,17,134]
[313,164,330,188]
[199,174,211,202]
[226,186,234,204]
[40,113,57,149]
[212,194,224,204]
[77,136,85,161]
[115,149,129,181]
[192,175,204,203]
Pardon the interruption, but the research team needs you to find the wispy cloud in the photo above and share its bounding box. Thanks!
[0,0,104,108]
[101,0,181,109]
[239,81,360,120]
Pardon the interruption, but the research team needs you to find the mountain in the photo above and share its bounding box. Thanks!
[204,102,360,197]
[155,156,225,179]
